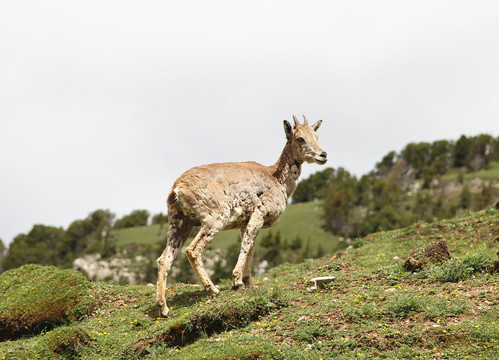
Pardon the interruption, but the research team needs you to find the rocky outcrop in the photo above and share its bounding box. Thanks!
[73,254,147,284]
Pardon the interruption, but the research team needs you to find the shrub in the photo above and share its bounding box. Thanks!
[114,209,150,229]
[429,255,489,283]
[386,294,423,318]
[462,254,489,273]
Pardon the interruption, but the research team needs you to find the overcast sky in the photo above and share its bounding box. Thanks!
[1,1,498,246]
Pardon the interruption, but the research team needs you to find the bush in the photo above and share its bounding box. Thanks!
[152,212,168,225]
[115,209,150,229]
[386,294,422,318]
[429,255,489,283]
[0,264,97,340]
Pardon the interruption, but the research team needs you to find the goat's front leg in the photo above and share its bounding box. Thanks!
[185,223,222,297]
[242,245,255,288]
[232,212,263,290]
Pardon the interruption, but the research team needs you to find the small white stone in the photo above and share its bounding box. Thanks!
[307,276,335,292]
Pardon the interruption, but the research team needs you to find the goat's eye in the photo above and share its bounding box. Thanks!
[296,137,305,144]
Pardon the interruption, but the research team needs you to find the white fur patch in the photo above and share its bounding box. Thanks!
[229,206,244,222]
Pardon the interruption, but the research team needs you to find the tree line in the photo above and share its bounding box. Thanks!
[0,209,167,272]
[293,133,499,238]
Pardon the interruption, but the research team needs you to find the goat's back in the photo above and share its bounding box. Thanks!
[167,161,287,228]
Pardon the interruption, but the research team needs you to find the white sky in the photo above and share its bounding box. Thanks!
[1,1,498,245]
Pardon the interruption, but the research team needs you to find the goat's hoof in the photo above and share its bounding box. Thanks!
[205,284,220,296]
[205,286,220,298]
[232,283,244,291]
[209,290,221,298]
[158,305,170,318]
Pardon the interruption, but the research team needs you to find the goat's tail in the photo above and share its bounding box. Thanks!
[167,187,180,208]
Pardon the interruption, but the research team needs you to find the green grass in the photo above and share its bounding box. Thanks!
[114,201,342,255]
[1,207,498,359]
[114,223,162,247]
[471,161,499,180]
[442,160,499,182]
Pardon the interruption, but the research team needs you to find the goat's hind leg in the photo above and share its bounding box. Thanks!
[232,212,263,290]
[156,214,192,317]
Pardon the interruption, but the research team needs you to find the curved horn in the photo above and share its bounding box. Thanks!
[292,115,300,127]
[302,115,309,126]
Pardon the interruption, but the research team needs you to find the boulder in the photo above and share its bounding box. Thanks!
[403,240,451,272]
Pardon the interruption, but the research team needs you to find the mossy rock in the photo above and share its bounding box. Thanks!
[3,326,93,359]
[0,264,97,340]
[403,240,451,272]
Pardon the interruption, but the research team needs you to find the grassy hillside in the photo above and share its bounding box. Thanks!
[1,207,498,359]
[114,201,343,256]
[476,161,499,180]
[442,161,499,182]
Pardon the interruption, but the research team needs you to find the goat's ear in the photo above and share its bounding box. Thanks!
[312,119,323,132]
[283,120,293,140]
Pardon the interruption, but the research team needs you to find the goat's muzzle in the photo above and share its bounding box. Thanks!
[315,151,328,164]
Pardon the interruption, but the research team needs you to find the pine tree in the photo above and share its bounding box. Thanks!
[459,184,471,209]
[316,244,326,258]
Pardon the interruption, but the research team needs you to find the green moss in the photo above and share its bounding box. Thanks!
[0,264,97,340]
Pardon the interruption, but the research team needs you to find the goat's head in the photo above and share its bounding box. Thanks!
[283,115,328,165]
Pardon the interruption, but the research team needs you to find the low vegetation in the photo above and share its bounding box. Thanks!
[1,206,497,359]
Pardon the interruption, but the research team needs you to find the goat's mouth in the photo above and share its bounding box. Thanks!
[315,157,328,165]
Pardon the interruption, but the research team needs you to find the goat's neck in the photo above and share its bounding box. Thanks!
[272,141,302,198]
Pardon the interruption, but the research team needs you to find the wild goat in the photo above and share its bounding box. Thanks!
[157,115,328,316]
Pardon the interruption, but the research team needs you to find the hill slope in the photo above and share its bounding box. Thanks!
[1,207,498,359]
[114,200,343,256]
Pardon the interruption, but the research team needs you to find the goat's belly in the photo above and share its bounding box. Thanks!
[222,204,283,230]
[223,216,280,231]
[262,217,280,229]
[222,206,250,230]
